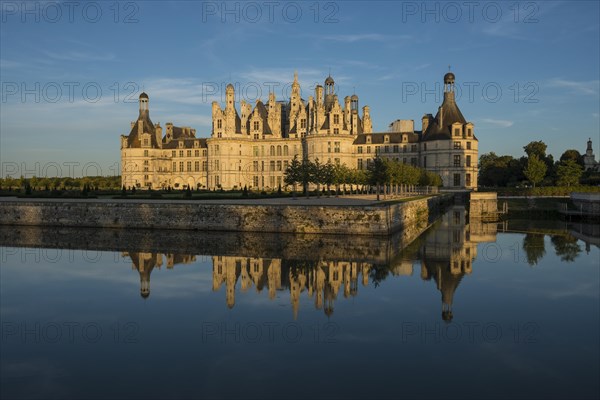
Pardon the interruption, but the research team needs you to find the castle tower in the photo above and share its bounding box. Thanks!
[583,138,598,171]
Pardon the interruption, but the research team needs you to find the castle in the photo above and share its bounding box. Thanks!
[121,71,479,190]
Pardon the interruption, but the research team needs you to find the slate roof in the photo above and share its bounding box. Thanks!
[422,93,468,141]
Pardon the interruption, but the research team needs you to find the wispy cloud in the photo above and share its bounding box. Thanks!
[306,33,412,44]
[547,78,599,95]
[42,50,116,62]
[481,118,514,128]
[319,33,390,43]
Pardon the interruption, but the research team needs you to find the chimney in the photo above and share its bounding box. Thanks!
[438,106,444,129]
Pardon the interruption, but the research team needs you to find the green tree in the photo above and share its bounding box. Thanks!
[367,157,389,200]
[556,160,583,187]
[321,162,336,195]
[284,155,302,197]
[524,154,547,188]
[559,149,583,166]
[523,141,548,159]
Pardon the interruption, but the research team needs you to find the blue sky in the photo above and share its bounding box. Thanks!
[1,0,599,177]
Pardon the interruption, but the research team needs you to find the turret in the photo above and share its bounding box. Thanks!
[225,83,235,109]
[139,92,149,118]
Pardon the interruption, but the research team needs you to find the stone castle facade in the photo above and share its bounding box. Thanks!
[121,71,478,190]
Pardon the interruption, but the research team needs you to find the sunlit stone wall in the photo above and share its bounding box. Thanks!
[0,195,452,235]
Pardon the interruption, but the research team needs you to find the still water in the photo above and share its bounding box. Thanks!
[1,206,598,399]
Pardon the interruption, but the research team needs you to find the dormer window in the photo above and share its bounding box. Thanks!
[253,121,260,131]
[384,135,389,143]
[403,135,407,142]
[178,141,183,149]
[333,114,340,124]
[217,119,222,129]
[366,136,371,144]
[143,138,149,146]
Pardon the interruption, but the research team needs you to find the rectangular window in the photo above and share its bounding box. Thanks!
[411,145,417,152]
[253,146,259,156]
[466,155,471,167]
[202,161,207,171]
[454,173,461,187]
[301,119,307,128]
[202,149,207,156]
[172,151,176,157]
[270,161,275,171]
[466,173,472,187]
[144,150,148,157]
[367,146,371,154]
[217,119,222,129]
[194,161,199,171]
[454,128,460,136]
[187,161,192,171]
[187,150,191,157]
[143,139,149,146]
[334,128,339,135]
[403,146,407,153]
[253,176,259,187]
[333,114,339,124]
[467,128,472,136]
[328,142,332,153]
[358,146,363,154]
[254,134,259,139]
[384,145,389,153]
[179,161,184,171]
[334,142,340,153]
[173,162,176,172]
[423,156,427,168]
[277,161,282,171]
[179,150,184,157]
[284,161,289,170]
[195,150,199,157]
[466,141,471,150]
[253,161,258,172]
[358,159,363,170]
[393,145,399,153]
[454,155,461,167]
[411,158,417,166]
[454,141,461,149]
[253,121,260,131]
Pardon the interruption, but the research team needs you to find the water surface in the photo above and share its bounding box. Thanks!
[1,206,598,399]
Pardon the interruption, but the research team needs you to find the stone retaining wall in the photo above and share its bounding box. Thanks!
[0,195,452,236]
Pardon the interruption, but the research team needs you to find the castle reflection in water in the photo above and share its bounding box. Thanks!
[123,206,498,321]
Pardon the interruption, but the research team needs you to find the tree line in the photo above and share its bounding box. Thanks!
[0,176,122,191]
[284,155,442,199]
[479,141,599,188]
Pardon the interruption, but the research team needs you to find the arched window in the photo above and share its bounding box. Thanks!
[270,145,275,156]
[283,145,289,156]
[277,146,282,156]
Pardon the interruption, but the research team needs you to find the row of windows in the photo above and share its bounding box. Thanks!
[171,149,208,158]
[252,160,290,172]
[357,158,417,170]
[172,161,208,172]
[454,173,472,187]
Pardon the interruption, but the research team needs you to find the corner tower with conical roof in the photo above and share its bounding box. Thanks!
[421,71,478,189]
